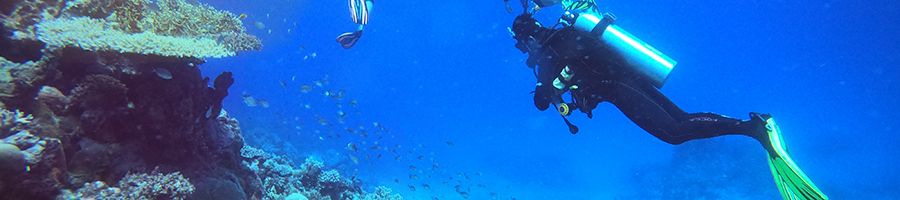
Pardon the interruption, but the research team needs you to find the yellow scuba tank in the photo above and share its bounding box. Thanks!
[561,11,678,88]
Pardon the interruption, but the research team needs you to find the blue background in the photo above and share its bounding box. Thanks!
[200,0,899,199]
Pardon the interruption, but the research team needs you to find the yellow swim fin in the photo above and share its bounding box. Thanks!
[761,117,828,200]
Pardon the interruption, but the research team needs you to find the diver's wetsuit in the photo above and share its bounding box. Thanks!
[527,26,758,144]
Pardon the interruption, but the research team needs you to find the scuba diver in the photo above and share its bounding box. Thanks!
[336,0,374,49]
[507,0,828,199]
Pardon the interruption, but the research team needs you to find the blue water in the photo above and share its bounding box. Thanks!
[200,0,899,199]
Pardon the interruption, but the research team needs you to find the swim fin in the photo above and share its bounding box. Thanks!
[756,115,828,200]
[336,30,363,49]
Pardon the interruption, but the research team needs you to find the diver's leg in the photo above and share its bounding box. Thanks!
[606,81,752,144]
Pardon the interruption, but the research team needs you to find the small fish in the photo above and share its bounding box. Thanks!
[350,155,359,164]
[422,184,431,190]
[314,80,324,87]
[258,99,270,108]
[446,141,454,146]
[279,80,287,88]
[346,142,358,152]
[254,21,266,29]
[318,117,328,126]
[242,93,257,107]
[409,174,419,180]
[153,67,173,80]
[337,110,346,118]
[350,99,359,107]
[334,90,345,99]
[394,178,400,183]
[238,13,248,20]
[408,185,416,191]
[304,104,311,109]
[300,85,312,93]
[417,155,425,160]
[459,192,470,199]
[409,165,417,170]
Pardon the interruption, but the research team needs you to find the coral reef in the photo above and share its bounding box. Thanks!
[0,130,69,199]
[242,146,402,200]
[4,0,260,59]
[142,0,243,37]
[36,17,236,58]
[0,0,66,35]
[60,171,195,200]
[0,1,395,199]
[1,107,33,137]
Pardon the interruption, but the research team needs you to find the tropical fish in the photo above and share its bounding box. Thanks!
[238,13,248,20]
[258,99,270,108]
[350,155,359,164]
[153,67,172,80]
[346,142,358,152]
[300,85,312,93]
[242,93,257,107]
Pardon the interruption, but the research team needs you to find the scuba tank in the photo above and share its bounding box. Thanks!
[561,11,677,88]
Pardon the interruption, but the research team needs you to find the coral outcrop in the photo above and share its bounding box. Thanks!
[241,146,402,200]
[60,171,196,200]
[1,0,396,199]
[4,0,260,59]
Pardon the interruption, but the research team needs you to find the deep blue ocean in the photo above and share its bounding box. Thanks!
[198,0,899,199]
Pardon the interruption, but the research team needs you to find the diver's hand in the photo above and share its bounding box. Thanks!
[533,84,552,111]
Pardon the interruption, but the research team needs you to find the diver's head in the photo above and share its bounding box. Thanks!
[511,13,543,53]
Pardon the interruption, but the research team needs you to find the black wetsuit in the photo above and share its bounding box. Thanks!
[528,26,758,144]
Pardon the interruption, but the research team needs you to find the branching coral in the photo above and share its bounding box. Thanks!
[32,0,259,58]
[62,171,195,200]
[117,171,195,200]
[36,17,236,58]
[362,186,403,200]
[64,0,149,32]
[0,107,33,137]
[241,146,396,200]
[142,0,243,37]
[0,0,66,36]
